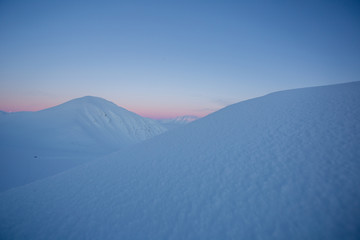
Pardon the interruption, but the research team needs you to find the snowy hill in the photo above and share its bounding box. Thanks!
[0,96,166,191]
[36,96,167,146]
[157,115,199,130]
[1,82,360,239]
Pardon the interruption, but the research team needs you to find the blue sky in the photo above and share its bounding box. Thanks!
[1,0,359,118]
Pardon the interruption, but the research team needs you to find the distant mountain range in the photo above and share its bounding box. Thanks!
[1,82,359,239]
[157,115,199,130]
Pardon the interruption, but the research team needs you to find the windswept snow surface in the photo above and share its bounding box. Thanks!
[0,96,166,191]
[1,82,360,239]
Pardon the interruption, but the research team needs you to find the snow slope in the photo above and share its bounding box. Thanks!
[0,96,166,191]
[1,82,360,239]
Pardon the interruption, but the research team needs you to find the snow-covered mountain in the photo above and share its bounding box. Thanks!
[157,115,199,130]
[164,115,199,123]
[0,96,166,191]
[1,82,360,239]
[36,96,167,147]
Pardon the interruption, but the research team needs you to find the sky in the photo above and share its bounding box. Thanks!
[0,0,359,118]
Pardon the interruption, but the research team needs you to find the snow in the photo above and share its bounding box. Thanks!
[0,96,166,191]
[1,82,360,239]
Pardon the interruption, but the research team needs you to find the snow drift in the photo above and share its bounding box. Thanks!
[0,82,359,239]
[0,96,166,191]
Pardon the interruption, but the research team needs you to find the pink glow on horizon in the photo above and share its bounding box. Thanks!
[0,100,213,119]
[120,102,213,119]
[118,106,210,119]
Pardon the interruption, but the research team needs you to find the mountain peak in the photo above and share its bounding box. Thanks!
[65,96,118,106]
[42,96,130,115]
[35,96,167,146]
[73,95,109,102]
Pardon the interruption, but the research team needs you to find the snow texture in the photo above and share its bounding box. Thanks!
[0,96,166,191]
[0,82,360,239]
